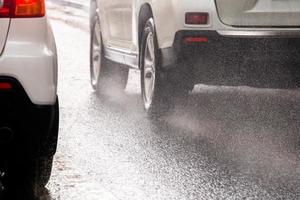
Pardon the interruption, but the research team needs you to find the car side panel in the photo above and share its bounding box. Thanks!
[98,0,133,50]
[0,19,10,55]
[122,0,133,43]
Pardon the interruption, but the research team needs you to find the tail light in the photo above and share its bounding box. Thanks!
[0,0,11,17]
[0,82,12,90]
[0,0,45,18]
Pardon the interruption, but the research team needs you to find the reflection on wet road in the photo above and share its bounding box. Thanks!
[43,6,300,200]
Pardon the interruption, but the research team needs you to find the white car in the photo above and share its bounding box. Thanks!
[0,0,58,195]
[90,0,300,116]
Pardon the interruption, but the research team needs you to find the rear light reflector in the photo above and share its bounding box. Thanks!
[0,82,12,90]
[15,0,45,17]
[185,12,208,25]
[0,0,45,18]
[184,37,208,44]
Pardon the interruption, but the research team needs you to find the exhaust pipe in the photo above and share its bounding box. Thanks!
[0,127,14,143]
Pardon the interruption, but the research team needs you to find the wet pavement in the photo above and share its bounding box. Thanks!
[34,5,300,200]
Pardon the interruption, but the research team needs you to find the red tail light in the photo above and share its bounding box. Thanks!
[0,0,11,17]
[0,0,45,18]
[0,82,12,90]
[14,0,45,17]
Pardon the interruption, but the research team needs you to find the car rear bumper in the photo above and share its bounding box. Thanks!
[160,30,300,88]
[161,30,300,66]
[217,30,300,38]
[0,77,59,159]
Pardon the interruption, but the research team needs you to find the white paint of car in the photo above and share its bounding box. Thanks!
[0,19,10,54]
[0,17,58,105]
[96,0,300,53]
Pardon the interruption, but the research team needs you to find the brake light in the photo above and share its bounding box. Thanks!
[15,0,45,17]
[0,0,45,18]
[0,0,11,17]
[185,12,208,25]
[0,82,12,90]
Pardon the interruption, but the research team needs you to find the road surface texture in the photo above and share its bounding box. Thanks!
[15,4,300,200]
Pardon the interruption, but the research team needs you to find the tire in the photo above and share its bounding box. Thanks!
[90,15,129,95]
[38,97,59,158]
[2,156,53,198]
[140,18,190,118]
[28,156,54,193]
[1,99,59,198]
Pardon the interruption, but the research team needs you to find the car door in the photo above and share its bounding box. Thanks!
[121,0,135,51]
[98,0,133,51]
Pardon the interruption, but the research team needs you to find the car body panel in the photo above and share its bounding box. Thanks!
[215,0,300,27]
[97,0,133,51]
[0,17,57,105]
[0,19,10,55]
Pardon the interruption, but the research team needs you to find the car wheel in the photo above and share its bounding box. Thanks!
[28,156,54,192]
[90,16,129,94]
[3,156,53,198]
[140,18,182,118]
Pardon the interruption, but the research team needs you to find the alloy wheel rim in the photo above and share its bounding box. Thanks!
[143,32,156,110]
[91,19,102,86]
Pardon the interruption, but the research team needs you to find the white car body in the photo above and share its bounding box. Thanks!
[95,0,300,69]
[0,17,57,105]
[0,1,59,189]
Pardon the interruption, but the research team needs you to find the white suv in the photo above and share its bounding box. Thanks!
[0,0,58,195]
[90,0,300,116]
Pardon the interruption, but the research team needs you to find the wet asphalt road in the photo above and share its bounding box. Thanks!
[43,5,300,200]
